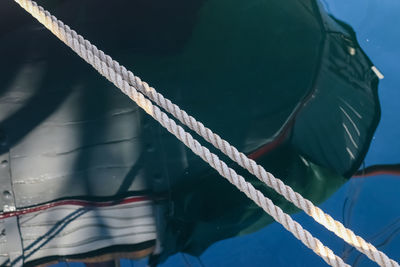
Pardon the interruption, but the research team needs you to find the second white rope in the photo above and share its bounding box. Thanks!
[12,1,399,266]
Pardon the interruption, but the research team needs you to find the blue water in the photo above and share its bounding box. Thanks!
[51,0,400,266]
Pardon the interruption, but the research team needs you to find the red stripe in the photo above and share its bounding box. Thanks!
[352,164,400,178]
[247,127,290,159]
[352,170,400,178]
[0,195,152,219]
[247,117,295,160]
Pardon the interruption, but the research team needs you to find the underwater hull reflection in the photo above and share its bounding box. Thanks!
[0,0,380,265]
[0,198,156,266]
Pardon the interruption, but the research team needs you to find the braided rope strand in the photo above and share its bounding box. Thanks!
[12,1,350,265]
[52,11,398,267]
[13,0,399,266]
[71,17,398,267]
[93,22,398,267]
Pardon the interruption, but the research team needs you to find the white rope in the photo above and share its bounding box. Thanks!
[12,1,399,266]
[12,2,347,266]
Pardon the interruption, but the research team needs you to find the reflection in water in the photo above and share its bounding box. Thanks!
[354,163,400,177]
[341,180,400,266]
[0,0,385,266]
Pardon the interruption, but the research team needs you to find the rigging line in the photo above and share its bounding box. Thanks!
[181,253,192,267]
[197,256,206,267]
[354,227,400,267]
[341,197,350,260]
[344,218,400,261]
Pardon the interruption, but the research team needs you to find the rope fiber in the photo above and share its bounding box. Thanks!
[12,0,399,266]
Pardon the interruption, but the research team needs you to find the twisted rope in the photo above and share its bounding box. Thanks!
[12,1,347,266]
[13,0,399,266]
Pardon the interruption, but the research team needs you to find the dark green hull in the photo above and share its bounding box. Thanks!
[0,0,380,265]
